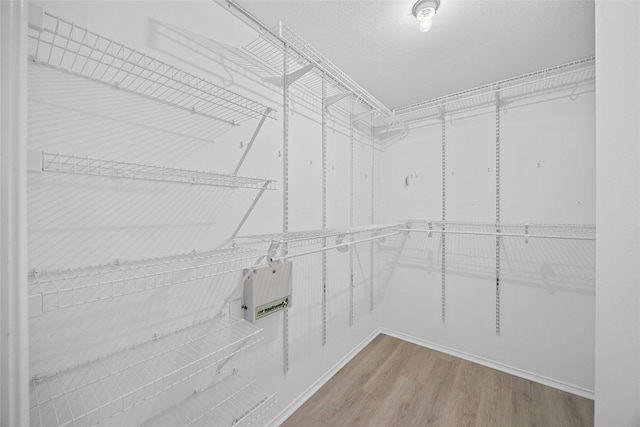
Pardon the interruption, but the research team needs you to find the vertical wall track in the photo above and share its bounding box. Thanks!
[495,89,502,335]
[282,43,290,373]
[441,115,446,323]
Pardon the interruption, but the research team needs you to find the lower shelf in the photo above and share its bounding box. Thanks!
[29,316,262,427]
[143,371,276,427]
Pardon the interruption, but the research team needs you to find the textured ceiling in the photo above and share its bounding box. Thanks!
[236,0,595,109]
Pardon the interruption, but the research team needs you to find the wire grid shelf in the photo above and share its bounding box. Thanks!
[404,220,596,240]
[28,10,277,126]
[278,23,403,130]
[36,151,277,190]
[142,371,276,427]
[29,315,263,427]
[242,25,402,131]
[395,57,596,125]
[29,247,266,314]
[242,35,353,131]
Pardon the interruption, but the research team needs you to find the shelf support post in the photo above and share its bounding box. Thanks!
[1,1,30,425]
[495,87,502,335]
[282,42,290,374]
[321,73,328,346]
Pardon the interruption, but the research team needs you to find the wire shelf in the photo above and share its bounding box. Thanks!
[32,151,277,190]
[236,7,403,131]
[29,315,263,427]
[403,220,596,241]
[237,224,401,260]
[142,371,275,427]
[29,247,266,315]
[395,57,595,125]
[28,10,277,126]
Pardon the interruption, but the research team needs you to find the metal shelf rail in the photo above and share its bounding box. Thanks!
[27,8,277,126]
[29,151,277,191]
[29,315,263,427]
[28,247,266,316]
[394,57,595,126]
[237,224,401,269]
[401,220,596,242]
[142,370,276,427]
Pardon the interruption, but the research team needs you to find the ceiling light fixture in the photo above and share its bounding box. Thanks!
[412,0,440,33]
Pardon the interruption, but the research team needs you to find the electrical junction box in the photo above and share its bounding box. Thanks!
[243,261,292,322]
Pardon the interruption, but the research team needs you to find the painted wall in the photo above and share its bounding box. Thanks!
[26,2,380,425]
[379,88,596,396]
[594,1,640,424]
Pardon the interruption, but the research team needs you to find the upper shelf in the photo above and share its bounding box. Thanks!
[222,0,404,131]
[27,7,277,126]
[394,57,596,125]
[29,151,277,191]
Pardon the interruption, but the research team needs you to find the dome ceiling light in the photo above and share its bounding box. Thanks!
[412,0,441,33]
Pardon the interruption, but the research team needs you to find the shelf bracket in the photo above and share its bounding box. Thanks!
[263,63,315,88]
[217,180,272,249]
[336,234,349,252]
[323,92,351,110]
[233,107,272,175]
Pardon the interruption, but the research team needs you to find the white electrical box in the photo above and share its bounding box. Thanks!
[243,261,292,322]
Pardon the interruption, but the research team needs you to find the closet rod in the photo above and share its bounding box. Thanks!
[399,228,595,241]
[271,231,399,261]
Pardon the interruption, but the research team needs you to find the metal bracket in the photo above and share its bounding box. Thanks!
[233,107,272,175]
[324,92,351,110]
[263,63,315,88]
[266,240,283,271]
[336,234,349,252]
[524,224,529,244]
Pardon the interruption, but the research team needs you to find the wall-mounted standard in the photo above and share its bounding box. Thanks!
[412,0,441,33]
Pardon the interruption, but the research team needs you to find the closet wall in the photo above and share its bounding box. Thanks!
[27,1,381,425]
[379,86,596,395]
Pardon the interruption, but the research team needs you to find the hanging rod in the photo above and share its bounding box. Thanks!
[399,228,595,241]
[269,231,399,265]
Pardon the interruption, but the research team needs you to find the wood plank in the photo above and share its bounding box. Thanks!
[282,334,594,427]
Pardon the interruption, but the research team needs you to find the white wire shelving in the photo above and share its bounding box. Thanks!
[29,315,263,427]
[222,0,403,131]
[142,370,275,427]
[29,151,277,191]
[237,224,401,266]
[28,247,266,316]
[27,9,277,126]
[394,57,595,125]
[402,220,596,242]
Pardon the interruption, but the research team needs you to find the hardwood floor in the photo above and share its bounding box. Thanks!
[281,334,593,427]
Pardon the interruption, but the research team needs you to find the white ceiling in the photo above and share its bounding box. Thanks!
[236,0,595,109]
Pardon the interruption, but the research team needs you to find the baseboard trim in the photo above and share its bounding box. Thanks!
[379,328,595,400]
[267,328,381,427]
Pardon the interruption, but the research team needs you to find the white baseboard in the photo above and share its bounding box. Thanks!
[379,327,595,400]
[266,328,381,427]
[267,326,593,426]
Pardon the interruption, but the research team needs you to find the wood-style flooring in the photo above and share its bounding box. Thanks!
[282,334,593,427]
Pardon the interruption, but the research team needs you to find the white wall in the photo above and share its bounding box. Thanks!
[379,89,596,396]
[26,2,380,425]
[594,1,640,425]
